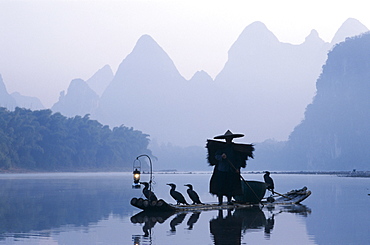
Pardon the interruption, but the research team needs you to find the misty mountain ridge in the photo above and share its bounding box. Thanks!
[111,34,184,83]
[86,64,113,97]
[330,18,369,44]
[281,33,370,170]
[0,74,43,110]
[253,33,370,171]
[52,78,99,118]
[189,70,213,84]
[96,34,226,147]
[2,18,369,171]
[0,74,17,109]
[214,22,330,143]
[51,65,112,118]
[49,18,368,151]
[11,92,44,110]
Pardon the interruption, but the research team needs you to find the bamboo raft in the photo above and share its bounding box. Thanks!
[130,186,311,212]
[263,186,311,205]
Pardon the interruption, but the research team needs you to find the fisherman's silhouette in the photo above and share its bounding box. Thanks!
[210,207,267,244]
[210,209,243,245]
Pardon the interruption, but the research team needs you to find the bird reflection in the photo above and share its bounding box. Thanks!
[131,211,174,237]
[264,214,275,239]
[169,213,187,233]
[187,212,201,230]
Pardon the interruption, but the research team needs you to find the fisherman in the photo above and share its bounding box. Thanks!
[206,130,254,205]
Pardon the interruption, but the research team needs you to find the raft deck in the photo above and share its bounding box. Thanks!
[130,186,311,212]
[263,186,311,205]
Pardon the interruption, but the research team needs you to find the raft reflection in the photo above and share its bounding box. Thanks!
[130,204,311,245]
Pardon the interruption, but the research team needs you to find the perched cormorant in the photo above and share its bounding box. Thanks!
[264,171,274,193]
[184,184,203,204]
[140,182,158,202]
[167,183,189,205]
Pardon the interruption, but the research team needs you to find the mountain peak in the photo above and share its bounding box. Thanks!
[331,18,369,44]
[0,74,17,109]
[189,70,213,83]
[137,34,156,44]
[112,34,182,82]
[303,29,325,45]
[132,34,162,53]
[228,21,279,56]
[305,29,320,41]
[86,65,113,96]
[238,21,279,43]
[52,78,99,117]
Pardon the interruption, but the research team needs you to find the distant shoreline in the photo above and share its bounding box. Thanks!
[247,170,370,177]
[1,169,369,177]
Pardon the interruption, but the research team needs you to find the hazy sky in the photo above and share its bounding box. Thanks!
[1,0,369,107]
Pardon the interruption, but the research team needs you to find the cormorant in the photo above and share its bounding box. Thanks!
[264,171,274,193]
[167,183,189,205]
[140,182,158,202]
[184,184,203,204]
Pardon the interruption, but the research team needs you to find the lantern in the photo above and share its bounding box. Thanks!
[132,157,142,189]
[133,168,141,184]
[132,154,153,189]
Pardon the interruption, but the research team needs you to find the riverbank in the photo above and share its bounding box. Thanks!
[247,170,370,177]
[1,169,369,177]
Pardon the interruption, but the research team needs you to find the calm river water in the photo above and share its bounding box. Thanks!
[0,172,369,245]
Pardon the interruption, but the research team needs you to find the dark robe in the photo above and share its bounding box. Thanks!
[207,140,254,197]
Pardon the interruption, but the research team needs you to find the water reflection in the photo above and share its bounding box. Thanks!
[187,212,200,230]
[130,205,311,245]
[264,212,275,238]
[0,175,132,240]
[210,208,264,244]
[0,173,319,245]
